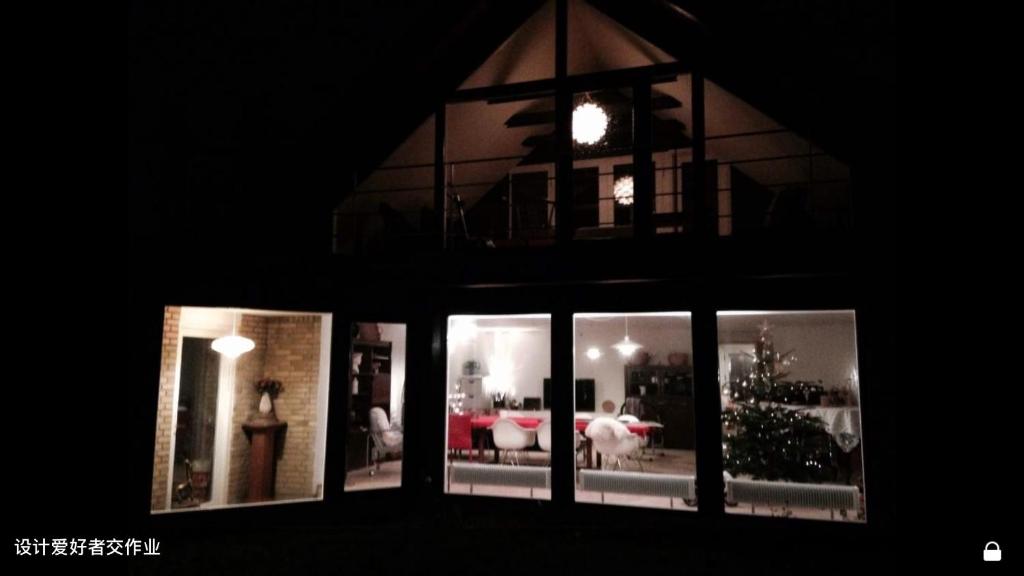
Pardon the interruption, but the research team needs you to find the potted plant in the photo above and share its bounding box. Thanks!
[254,378,284,421]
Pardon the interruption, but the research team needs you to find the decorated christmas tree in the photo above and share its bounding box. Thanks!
[722,321,833,482]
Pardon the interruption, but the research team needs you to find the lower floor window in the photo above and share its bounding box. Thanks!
[719,311,865,522]
[151,306,333,513]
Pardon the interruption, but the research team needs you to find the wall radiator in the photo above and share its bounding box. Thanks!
[448,463,550,496]
[579,470,696,508]
[726,479,859,513]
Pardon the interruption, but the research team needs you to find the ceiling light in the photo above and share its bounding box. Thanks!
[211,310,255,359]
[573,102,608,145]
[613,175,634,206]
[612,315,642,358]
[585,347,602,361]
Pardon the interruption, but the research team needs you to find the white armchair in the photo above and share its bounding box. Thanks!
[490,418,536,465]
[585,417,644,471]
[368,407,403,475]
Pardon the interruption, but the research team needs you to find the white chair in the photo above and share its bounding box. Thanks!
[617,414,640,423]
[489,418,536,466]
[585,417,643,471]
[537,420,552,452]
[368,407,403,475]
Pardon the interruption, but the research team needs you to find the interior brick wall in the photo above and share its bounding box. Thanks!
[264,316,322,499]
[227,315,268,503]
[150,306,180,511]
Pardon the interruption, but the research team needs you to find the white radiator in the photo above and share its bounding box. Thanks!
[726,479,859,511]
[448,463,550,490]
[580,470,696,501]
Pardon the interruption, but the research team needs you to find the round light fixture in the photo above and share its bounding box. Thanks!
[211,310,255,359]
[572,102,608,145]
[585,346,602,361]
[613,175,634,206]
[211,335,256,359]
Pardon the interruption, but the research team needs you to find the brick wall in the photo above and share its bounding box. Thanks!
[153,310,324,508]
[151,306,180,511]
[265,316,322,499]
[227,315,268,503]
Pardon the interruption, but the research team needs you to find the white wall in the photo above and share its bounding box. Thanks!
[379,323,407,426]
[718,313,859,392]
[574,315,693,413]
[447,318,551,408]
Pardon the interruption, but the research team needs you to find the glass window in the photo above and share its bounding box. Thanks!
[574,313,696,511]
[151,306,333,513]
[718,311,865,522]
[573,88,635,239]
[568,0,676,76]
[704,80,852,236]
[446,96,556,247]
[344,323,407,492]
[651,76,694,235]
[458,1,555,89]
[444,314,552,501]
[334,115,436,254]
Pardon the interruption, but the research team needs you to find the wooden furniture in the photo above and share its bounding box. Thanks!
[348,339,392,471]
[242,420,287,502]
[624,364,695,449]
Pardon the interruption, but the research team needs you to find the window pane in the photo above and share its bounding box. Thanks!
[573,89,634,239]
[574,313,697,511]
[718,311,865,522]
[568,0,676,76]
[458,0,555,89]
[445,314,552,501]
[151,306,333,513]
[334,115,435,254]
[705,80,853,236]
[652,76,694,235]
[446,96,557,248]
[345,323,407,492]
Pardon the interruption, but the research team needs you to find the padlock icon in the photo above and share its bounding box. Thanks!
[983,541,1001,562]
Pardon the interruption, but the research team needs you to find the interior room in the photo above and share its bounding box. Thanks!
[150,306,332,513]
[718,310,864,521]
[573,313,696,510]
[444,314,553,500]
[344,322,407,492]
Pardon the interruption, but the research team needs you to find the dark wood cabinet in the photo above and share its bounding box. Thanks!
[348,339,392,471]
[624,364,695,449]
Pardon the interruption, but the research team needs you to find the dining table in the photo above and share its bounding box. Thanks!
[469,415,651,468]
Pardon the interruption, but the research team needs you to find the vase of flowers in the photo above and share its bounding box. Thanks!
[254,378,284,422]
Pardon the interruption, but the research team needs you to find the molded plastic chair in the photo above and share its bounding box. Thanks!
[489,418,536,466]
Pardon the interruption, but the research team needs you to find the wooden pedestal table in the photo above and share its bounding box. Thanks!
[242,420,287,503]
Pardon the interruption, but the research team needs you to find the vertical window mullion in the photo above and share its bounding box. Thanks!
[692,304,725,517]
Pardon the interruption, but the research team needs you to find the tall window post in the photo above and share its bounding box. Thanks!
[692,303,724,517]
[691,69,713,239]
[434,103,447,250]
[632,80,654,238]
[554,0,573,245]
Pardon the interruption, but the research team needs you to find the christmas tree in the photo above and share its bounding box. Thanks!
[722,320,833,482]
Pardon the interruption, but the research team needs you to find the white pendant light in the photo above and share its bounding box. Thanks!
[212,310,255,359]
[612,315,642,358]
[573,101,608,145]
